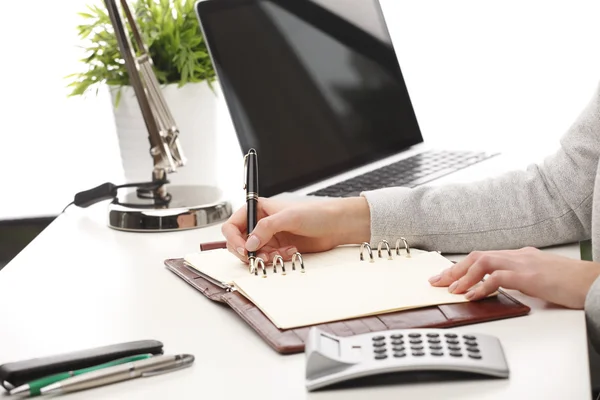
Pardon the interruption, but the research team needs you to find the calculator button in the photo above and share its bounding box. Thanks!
[375,354,388,360]
[446,339,459,345]
[448,345,461,351]
[444,333,458,339]
[429,345,442,350]
[466,347,480,353]
[465,340,478,346]
[374,348,387,354]
[412,351,425,357]
[408,333,421,338]
[394,352,406,358]
[411,345,424,351]
[469,354,482,360]
[372,336,385,341]
[428,338,441,344]
[392,346,405,352]
[449,352,463,357]
[409,339,422,345]
[463,335,476,340]
[391,339,404,345]
[391,334,403,339]
[426,333,440,338]
[373,342,386,347]
[431,351,444,356]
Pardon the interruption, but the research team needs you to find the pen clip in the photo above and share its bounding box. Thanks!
[141,362,193,377]
[243,153,249,190]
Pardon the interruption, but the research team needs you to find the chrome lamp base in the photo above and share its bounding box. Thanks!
[107,184,232,232]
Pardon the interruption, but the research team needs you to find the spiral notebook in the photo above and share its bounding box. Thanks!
[166,239,530,353]
[181,240,494,330]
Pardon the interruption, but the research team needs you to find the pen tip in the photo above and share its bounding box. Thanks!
[248,148,256,154]
[40,383,61,395]
[8,384,28,396]
[183,354,195,364]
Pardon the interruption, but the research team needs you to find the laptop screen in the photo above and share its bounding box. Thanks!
[196,0,423,196]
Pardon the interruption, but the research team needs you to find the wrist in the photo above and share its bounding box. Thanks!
[330,196,371,246]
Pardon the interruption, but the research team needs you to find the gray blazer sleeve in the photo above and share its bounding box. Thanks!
[360,82,600,254]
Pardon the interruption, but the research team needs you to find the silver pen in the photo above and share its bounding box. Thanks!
[39,354,194,395]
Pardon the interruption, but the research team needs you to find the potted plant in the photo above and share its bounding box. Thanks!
[66,0,223,187]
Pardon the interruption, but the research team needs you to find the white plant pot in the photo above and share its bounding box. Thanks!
[109,81,220,188]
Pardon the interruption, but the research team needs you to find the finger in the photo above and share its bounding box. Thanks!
[464,270,523,301]
[256,251,269,263]
[225,203,248,229]
[449,253,517,294]
[268,246,299,262]
[227,241,247,263]
[429,251,483,286]
[227,242,272,264]
[430,249,523,287]
[245,210,299,252]
[222,223,247,258]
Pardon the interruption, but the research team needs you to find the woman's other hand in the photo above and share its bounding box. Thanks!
[221,196,371,263]
[428,247,600,309]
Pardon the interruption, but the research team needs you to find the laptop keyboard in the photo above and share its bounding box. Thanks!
[307,150,497,198]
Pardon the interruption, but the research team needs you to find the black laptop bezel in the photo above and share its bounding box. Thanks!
[195,0,424,196]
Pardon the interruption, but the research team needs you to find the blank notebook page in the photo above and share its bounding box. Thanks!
[183,245,428,287]
[232,251,486,330]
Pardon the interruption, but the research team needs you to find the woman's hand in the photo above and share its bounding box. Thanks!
[428,246,600,309]
[221,196,371,264]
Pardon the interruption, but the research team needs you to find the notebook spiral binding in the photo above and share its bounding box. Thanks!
[247,237,411,277]
[359,238,411,262]
[250,252,305,277]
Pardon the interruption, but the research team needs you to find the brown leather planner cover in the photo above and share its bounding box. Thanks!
[164,254,530,355]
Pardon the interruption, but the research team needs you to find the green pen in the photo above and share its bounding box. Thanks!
[9,353,153,397]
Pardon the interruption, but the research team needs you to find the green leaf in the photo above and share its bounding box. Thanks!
[67,0,215,105]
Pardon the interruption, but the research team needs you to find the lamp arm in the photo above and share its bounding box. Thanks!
[103,0,186,182]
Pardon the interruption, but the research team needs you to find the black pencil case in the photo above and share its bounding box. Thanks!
[0,339,164,390]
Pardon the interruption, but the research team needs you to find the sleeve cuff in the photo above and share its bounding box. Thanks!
[360,186,415,246]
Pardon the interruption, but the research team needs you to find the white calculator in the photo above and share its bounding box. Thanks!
[305,326,509,391]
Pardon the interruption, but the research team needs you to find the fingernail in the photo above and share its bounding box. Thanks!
[448,281,458,293]
[236,247,245,256]
[428,274,441,283]
[246,235,260,251]
[465,290,475,300]
[258,253,268,262]
[286,247,299,256]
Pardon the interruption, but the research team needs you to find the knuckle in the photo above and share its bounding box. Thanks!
[489,270,502,279]
[470,262,486,276]
[446,265,460,279]
[469,250,483,260]
[487,270,505,284]
[257,218,271,232]
[478,254,492,265]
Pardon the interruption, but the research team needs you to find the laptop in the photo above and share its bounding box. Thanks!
[195,0,499,199]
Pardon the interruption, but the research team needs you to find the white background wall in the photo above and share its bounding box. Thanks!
[381,0,600,155]
[1,0,600,219]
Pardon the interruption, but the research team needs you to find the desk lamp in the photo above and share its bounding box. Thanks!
[102,0,232,232]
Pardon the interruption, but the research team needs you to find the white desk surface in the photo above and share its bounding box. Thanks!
[0,153,593,400]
